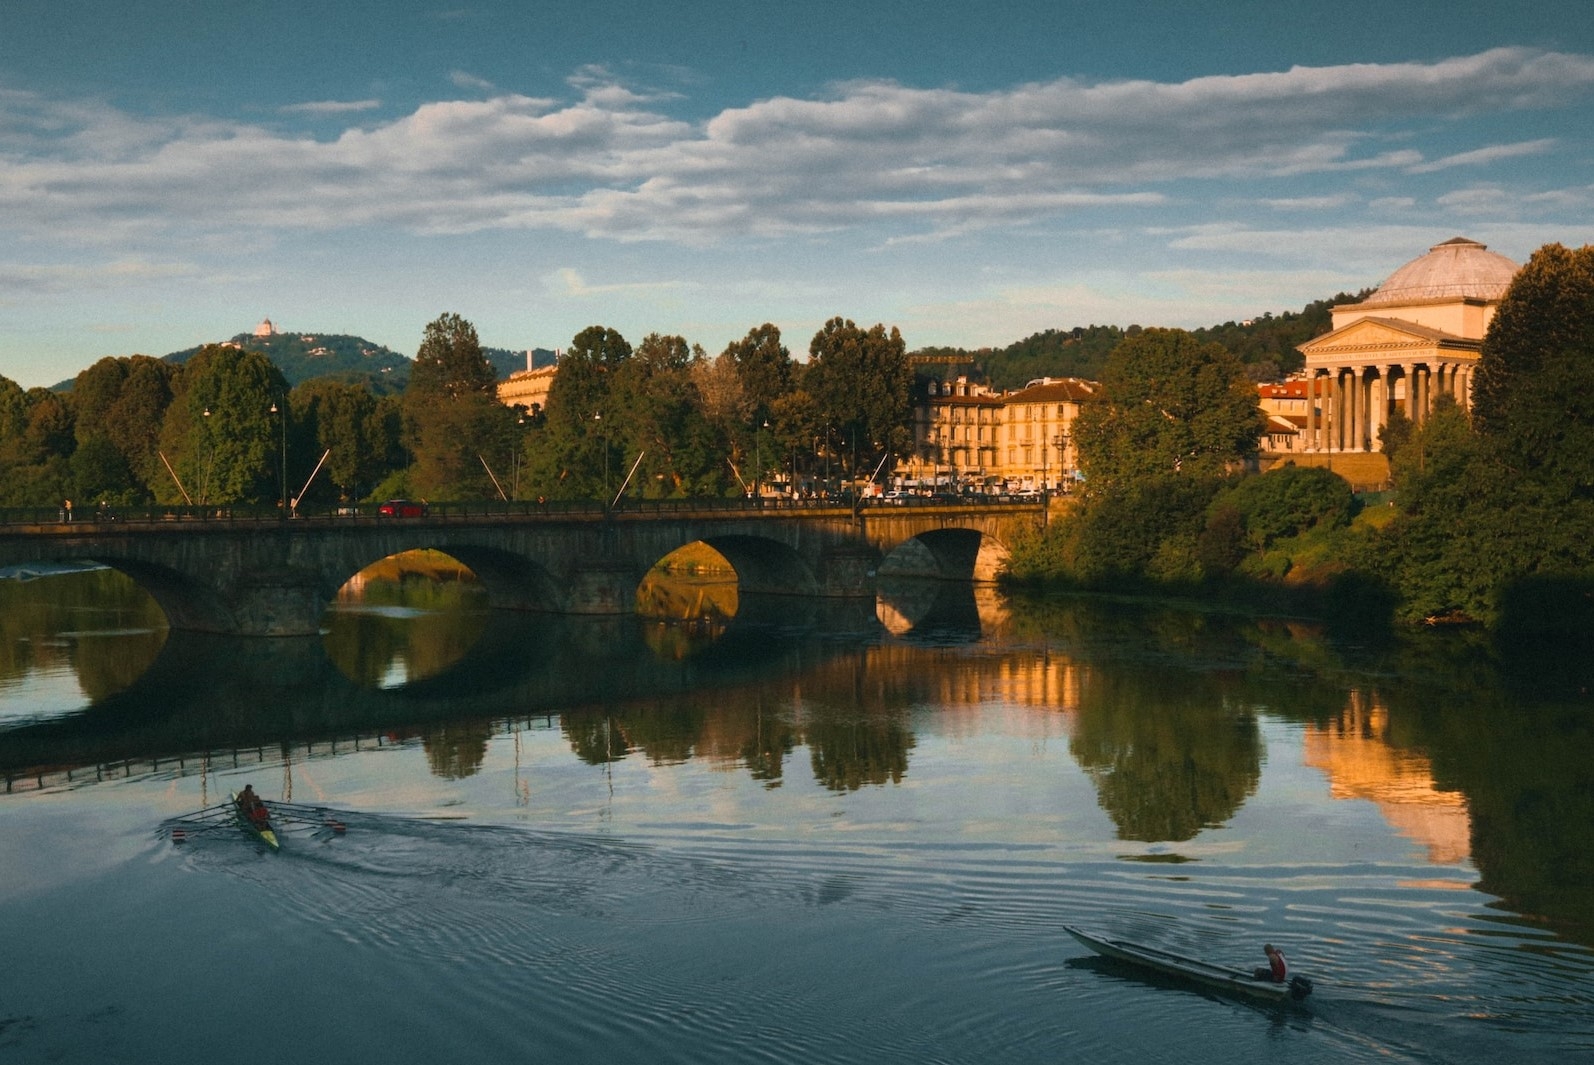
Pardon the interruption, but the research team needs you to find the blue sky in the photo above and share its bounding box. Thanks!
[3,1,1592,387]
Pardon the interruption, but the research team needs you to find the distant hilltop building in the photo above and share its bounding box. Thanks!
[253,318,278,338]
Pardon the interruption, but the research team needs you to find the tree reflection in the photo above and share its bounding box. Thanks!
[1071,669,1262,842]
[806,708,914,791]
[422,718,495,779]
[325,557,489,688]
[0,568,166,713]
[563,712,631,765]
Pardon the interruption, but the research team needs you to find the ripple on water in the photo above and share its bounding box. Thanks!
[161,814,1594,1064]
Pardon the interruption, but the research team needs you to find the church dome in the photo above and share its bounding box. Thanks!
[1362,237,1518,305]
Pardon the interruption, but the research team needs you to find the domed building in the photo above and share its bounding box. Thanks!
[1295,237,1519,468]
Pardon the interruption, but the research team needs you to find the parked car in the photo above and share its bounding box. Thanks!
[378,499,428,518]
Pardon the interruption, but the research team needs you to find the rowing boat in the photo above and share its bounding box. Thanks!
[230,791,280,851]
[1063,925,1311,1003]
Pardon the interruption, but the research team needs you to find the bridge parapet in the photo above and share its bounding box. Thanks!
[0,498,1043,636]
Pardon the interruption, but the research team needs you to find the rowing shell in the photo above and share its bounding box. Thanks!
[1064,925,1311,1003]
[230,792,280,851]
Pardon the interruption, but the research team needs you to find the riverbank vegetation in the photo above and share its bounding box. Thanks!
[3,243,1590,634]
[1004,243,1594,634]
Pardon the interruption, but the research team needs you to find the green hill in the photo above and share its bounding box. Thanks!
[912,291,1372,389]
[166,331,413,393]
[158,332,557,395]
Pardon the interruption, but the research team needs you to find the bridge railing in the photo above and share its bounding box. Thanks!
[0,493,1042,528]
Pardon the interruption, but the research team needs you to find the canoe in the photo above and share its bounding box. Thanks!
[1063,925,1310,1003]
[230,792,281,851]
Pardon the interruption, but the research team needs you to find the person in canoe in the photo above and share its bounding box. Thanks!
[236,785,269,826]
[1253,943,1288,983]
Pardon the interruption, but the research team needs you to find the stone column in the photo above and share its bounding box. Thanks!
[1306,372,1318,451]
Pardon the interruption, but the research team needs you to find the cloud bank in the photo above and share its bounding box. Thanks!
[1,47,1591,247]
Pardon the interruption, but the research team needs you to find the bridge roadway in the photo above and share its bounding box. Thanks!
[0,497,1044,636]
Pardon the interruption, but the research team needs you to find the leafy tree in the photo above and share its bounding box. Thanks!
[402,313,515,499]
[154,345,287,505]
[525,325,633,500]
[69,436,139,505]
[1220,465,1354,550]
[294,379,403,503]
[609,334,729,498]
[1073,328,1263,493]
[804,317,913,478]
[0,376,74,505]
[723,323,793,426]
[1471,242,1594,494]
[407,313,498,401]
[57,356,174,503]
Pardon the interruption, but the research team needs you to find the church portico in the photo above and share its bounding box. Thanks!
[1294,238,1517,459]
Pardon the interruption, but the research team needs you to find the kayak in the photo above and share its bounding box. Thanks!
[231,792,281,851]
[1064,925,1311,1003]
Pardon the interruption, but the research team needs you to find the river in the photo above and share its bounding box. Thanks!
[1,565,1591,1064]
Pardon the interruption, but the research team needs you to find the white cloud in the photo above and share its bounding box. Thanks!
[2,47,1591,249]
[1406,138,1556,173]
[280,99,382,115]
[1262,194,1358,211]
[450,70,496,92]
[547,267,692,297]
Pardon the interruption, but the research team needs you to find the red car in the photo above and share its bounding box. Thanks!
[378,499,428,518]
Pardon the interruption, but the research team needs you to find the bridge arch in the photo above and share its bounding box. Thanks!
[878,527,1011,582]
[678,535,821,598]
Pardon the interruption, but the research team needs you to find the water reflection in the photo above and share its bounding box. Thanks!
[0,568,166,724]
[1302,692,1470,864]
[4,569,1594,948]
[327,552,489,687]
[1071,670,1262,843]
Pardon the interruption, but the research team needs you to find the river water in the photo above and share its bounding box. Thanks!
[1,566,1591,1064]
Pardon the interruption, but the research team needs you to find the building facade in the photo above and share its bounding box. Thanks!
[905,376,1096,492]
[497,363,558,415]
[1295,237,1518,453]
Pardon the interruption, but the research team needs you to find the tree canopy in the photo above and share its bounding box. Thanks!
[1073,328,1263,493]
[1471,242,1594,494]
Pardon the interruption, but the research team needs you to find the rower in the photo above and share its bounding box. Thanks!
[237,784,269,825]
[1253,943,1288,983]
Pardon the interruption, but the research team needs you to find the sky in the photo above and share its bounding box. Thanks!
[2,0,1592,388]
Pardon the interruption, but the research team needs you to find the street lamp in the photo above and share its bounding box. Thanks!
[269,401,287,517]
[756,419,769,500]
[593,411,608,502]
[199,407,213,506]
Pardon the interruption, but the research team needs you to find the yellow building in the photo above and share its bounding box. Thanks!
[1297,237,1519,453]
[906,376,1095,492]
[497,362,558,415]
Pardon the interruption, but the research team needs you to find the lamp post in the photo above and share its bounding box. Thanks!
[593,412,608,502]
[199,406,213,506]
[269,401,287,517]
[756,419,769,500]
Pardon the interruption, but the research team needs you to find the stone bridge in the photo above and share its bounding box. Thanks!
[0,499,1043,636]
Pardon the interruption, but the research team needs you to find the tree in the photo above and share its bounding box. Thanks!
[610,334,728,497]
[1471,242,1594,494]
[408,312,498,401]
[804,318,913,477]
[295,379,402,503]
[154,346,286,505]
[1072,328,1263,493]
[402,312,515,499]
[524,326,633,500]
[723,323,793,426]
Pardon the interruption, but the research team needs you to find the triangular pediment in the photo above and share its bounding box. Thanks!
[1299,315,1473,363]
